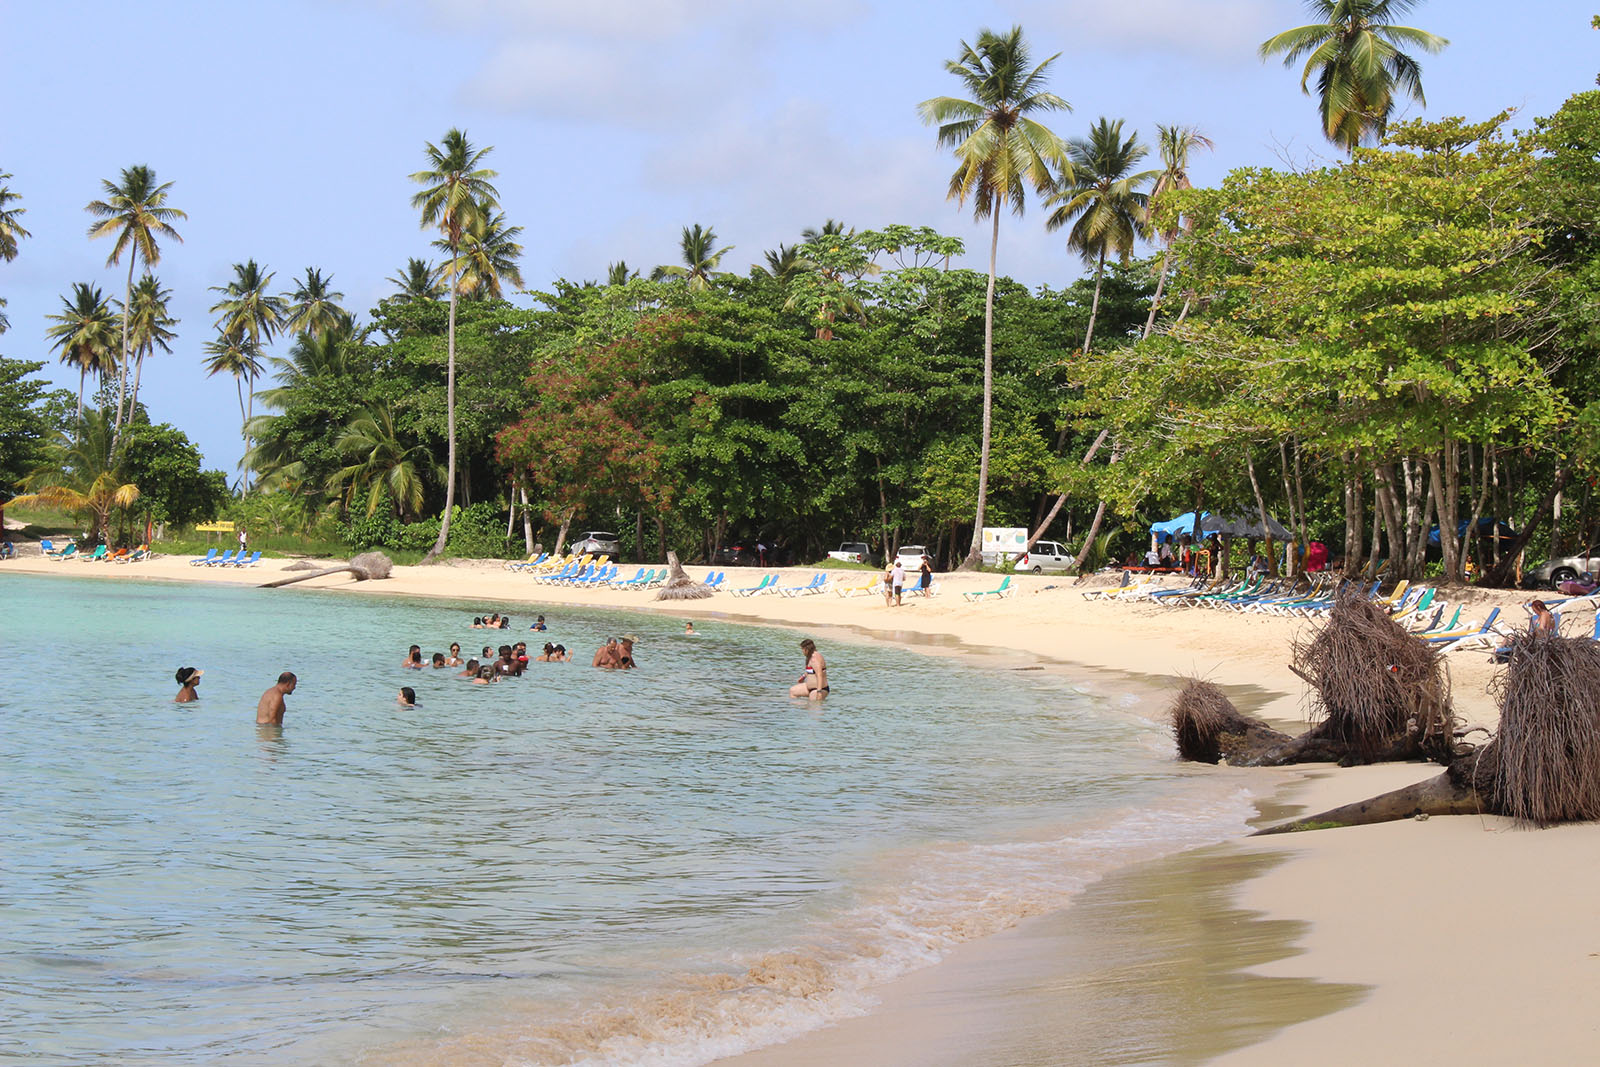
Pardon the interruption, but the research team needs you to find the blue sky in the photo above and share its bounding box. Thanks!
[2,0,1595,473]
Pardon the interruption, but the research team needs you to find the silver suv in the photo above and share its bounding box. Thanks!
[1529,546,1600,587]
[571,531,620,556]
[1011,540,1073,574]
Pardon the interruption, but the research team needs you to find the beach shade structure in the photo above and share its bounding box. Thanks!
[1427,516,1517,546]
[654,551,713,601]
[1149,512,1207,542]
[1199,512,1291,540]
[260,550,393,589]
[1257,628,1600,834]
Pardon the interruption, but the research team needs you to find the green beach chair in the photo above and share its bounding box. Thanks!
[962,575,1011,602]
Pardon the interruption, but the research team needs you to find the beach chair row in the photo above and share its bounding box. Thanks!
[42,540,154,564]
[187,548,262,568]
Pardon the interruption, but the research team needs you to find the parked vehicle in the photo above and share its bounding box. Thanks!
[894,545,930,570]
[1011,540,1074,574]
[571,531,620,556]
[1529,546,1600,587]
[827,542,874,565]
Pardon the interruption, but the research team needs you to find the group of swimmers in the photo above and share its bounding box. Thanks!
[469,613,549,631]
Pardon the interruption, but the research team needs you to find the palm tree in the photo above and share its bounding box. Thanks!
[121,273,178,421]
[1045,117,1159,353]
[759,244,806,283]
[327,402,442,521]
[1142,125,1215,338]
[1259,0,1449,152]
[45,283,120,422]
[651,223,734,290]
[12,410,139,542]
[0,170,29,263]
[84,165,185,450]
[919,24,1070,568]
[210,260,286,490]
[202,331,266,482]
[410,128,500,560]
[282,267,347,338]
[801,219,848,245]
[443,203,524,300]
[386,258,445,302]
[606,260,639,286]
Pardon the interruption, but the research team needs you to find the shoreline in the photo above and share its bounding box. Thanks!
[5,554,1593,1063]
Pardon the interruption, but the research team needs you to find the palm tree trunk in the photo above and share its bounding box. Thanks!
[111,253,135,455]
[964,202,1000,570]
[1083,248,1107,353]
[76,366,86,425]
[1142,248,1172,340]
[426,272,459,561]
[129,351,145,421]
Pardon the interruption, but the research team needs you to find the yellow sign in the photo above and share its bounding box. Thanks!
[195,521,236,533]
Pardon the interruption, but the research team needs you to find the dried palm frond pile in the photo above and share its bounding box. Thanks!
[1456,629,1600,826]
[1170,678,1291,763]
[1291,587,1455,761]
[654,551,713,601]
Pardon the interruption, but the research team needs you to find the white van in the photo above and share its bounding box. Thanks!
[1012,540,1073,574]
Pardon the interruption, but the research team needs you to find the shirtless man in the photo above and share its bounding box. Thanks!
[402,645,424,669]
[593,637,621,668]
[789,639,828,700]
[256,672,297,724]
[174,666,203,703]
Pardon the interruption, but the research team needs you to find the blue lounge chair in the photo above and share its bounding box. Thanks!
[189,548,218,566]
[206,549,238,567]
[231,550,262,568]
[779,574,828,597]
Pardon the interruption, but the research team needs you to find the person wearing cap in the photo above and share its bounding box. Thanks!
[174,666,203,703]
[617,636,637,669]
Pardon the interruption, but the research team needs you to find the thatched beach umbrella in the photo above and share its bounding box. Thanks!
[654,551,713,601]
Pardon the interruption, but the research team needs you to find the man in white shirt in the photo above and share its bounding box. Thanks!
[890,560,906,605]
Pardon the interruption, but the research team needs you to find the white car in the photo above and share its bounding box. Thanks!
[894,545,930,570]
[1529,546,1600,587]
[1011,540,1074,574]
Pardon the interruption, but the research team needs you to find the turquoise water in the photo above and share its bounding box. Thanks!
[0,572,1252,1065]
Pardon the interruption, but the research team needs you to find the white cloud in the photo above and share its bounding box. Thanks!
[1021,0,1281,60]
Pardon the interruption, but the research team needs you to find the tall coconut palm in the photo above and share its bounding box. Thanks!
[443,203,524,300]
[45,283,120,423]
[282,267,347,338]
[327,402,442,521]
[410,128,500,560]
[386,258,445,302]
[84,165,185,450]
[919,24,1070,568]
[202,331,266,486]
[1259,0,1448,152]
[651,224,734,290]
[606,260,639,286]
[121,273,178,421]
[1046,118,1159,354]
[759,244,805,283]
[210,260,286,490]
[1142,125,1215,338]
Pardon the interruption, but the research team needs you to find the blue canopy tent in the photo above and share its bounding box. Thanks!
[1150,512,1208,543]
[1151,511,1291,542]
[1428,517,1517,545]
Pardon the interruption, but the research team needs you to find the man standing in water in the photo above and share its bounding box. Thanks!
[256,672,297,724]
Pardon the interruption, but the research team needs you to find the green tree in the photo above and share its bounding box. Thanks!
[209,259,286,489]
[118,421,228,527]
[282,267,347,338]
[121,274,177,421]
[45,283,120,423]
[445,204,524,300]
[0,171,29,334]
[202,331,265,482]
[84,165,185,450]
[12,409,140,541]
[919,24,1070,567]
[386,258,444,303]
[652,223,735,290]
[328,402,441,520]
[410,128,501,560]
[1046,117,1158,353]
[0,357,66,516]
[1259,0,1449,152]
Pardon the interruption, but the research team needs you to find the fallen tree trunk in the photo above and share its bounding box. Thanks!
[260,551,393,589]
[1252,770,1482,835]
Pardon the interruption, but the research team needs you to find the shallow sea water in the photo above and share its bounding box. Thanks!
[0,572,1254,1065]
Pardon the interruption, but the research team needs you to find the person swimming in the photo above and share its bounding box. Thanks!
[457,658,480,678]
[472,664,497,685]
[789,639,828,700]
[174,666,203,703]
[402,645,424,669]
[445,643,463,667]
[684,622,697,635]
[431,652,447,669]
[397,686,417,708]
[551,644,570,662]
[617,637,637,670]
[538,642,555,662]
[530,615,547,632]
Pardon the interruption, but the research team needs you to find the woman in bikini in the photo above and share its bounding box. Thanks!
[789,638,829,700]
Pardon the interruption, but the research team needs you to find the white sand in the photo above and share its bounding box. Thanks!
[6,550,1594,1062]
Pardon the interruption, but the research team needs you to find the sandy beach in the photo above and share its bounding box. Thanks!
[6,550,1593,1063]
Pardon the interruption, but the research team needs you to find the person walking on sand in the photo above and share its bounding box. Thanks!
[256,672,297,724]
[789,639,828,700]
[238,526,248,554]
[890,559,906,606]
[174,666,203,703]
[918,556,932,597]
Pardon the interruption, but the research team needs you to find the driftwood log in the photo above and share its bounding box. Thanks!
[1256,629,1600,833]
[260,551,394,589]
[654,551,713,601]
